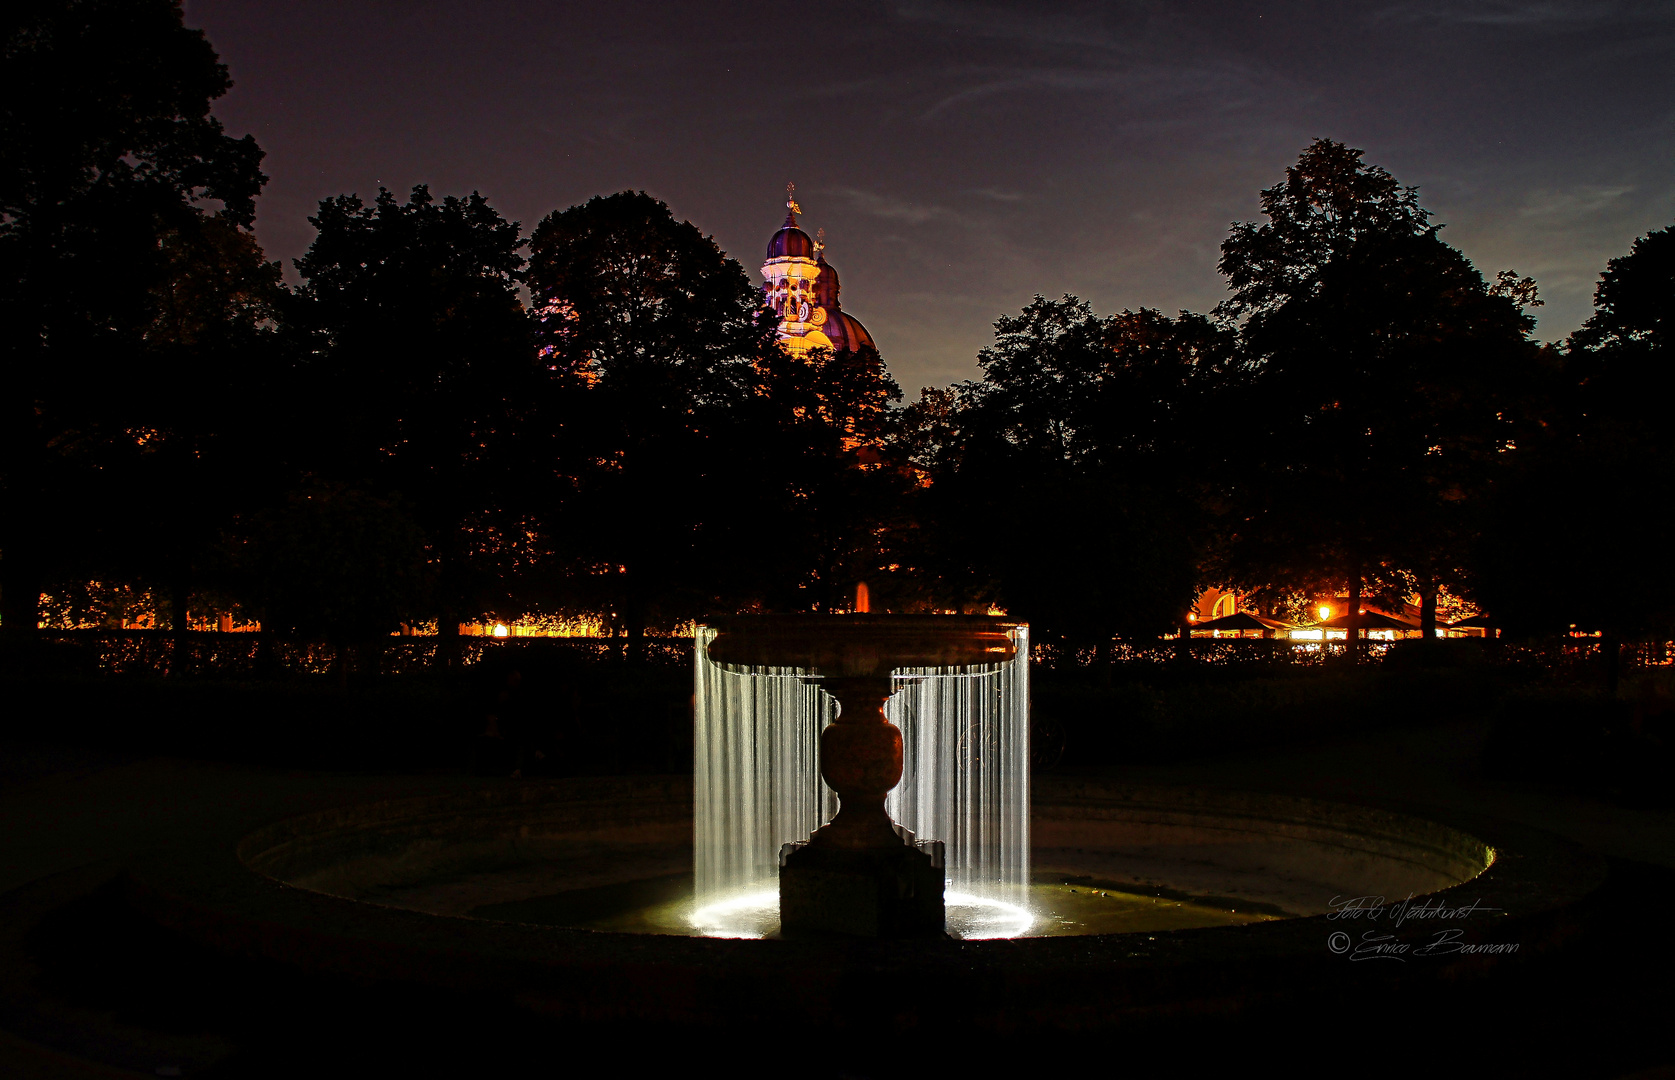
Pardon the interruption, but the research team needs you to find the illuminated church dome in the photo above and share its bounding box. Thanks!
[761,184,875,358]
[814,249,875,353]
[766,213,817,259]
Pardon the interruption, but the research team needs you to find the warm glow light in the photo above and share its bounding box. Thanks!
[1317,605,1332,620]
[492,623,509,638]
[686,888,1035,940]
[688,889,779,939]
[943,891,1035,939]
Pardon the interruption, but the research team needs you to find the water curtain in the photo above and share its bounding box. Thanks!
[693,625,1029,906]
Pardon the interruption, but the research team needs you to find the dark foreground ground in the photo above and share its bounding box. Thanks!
[1,651,1673,1077]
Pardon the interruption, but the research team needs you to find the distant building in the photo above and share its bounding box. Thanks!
[1187,589,1485,640]
[761,184,875,357]
[1194,587,1242,624]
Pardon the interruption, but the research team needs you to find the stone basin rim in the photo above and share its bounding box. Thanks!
[237,777,1517,944]
[701,613,1023,674]
[111,774,1606,1034]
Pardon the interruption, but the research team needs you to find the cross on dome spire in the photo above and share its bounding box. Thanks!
[815,227,826,255]
[785,181,801,226]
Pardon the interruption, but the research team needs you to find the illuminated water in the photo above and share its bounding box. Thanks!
[666,881,1274,940]
[466,874,1278,939]
[692,624,1031,916]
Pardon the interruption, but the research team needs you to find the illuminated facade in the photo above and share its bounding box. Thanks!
[1186,588,1482,640]
[762,185,875,357]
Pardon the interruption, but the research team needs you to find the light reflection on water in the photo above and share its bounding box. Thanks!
[685,889,1035,940]
[576,881,1276,940]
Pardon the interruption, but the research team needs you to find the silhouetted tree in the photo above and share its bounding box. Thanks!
[235,484,431,673]
[893,384,995,612]
[1216,138,1431,322]
[292,185,533,656]
[746,342,908,612]
[527,192,777,646]
[1227,231,1536,642]
[129,215,286,652]
[1484,223,1675,666]
[1,0,266,639]
[1215,143,1537,653]
[1569,224,1675,355]
[920,297,1224,650]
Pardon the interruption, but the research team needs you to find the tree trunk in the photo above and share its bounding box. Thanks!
[437,612,460,671]
[1602,632,1622,698]
[1346,561,1363,664]
[170,577,191,677]
[363,636,386,680]
[254,629,280,679]
[1419,577,1438,640]
[0,559,41,642]
[626,582,647,667]
[433,545,462,671]
[0,388,43,642]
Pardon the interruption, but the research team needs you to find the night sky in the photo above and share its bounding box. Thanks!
[189,0,1675,392]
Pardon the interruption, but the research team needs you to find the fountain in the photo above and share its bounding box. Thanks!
[696,615,1028,937]
[90,618,1590,1048]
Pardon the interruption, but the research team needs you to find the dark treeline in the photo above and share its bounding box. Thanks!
[4,1,1673,665]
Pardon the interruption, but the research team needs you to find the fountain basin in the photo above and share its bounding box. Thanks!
[117,775,1599,1036]
[234,778,1491,938]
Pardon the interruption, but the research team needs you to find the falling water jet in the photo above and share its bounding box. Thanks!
[694,615,1029,937]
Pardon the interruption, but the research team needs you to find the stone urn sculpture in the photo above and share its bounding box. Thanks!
[704,615,1017,937]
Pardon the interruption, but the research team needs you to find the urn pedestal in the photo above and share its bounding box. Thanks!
[704,616,1016,938]
[779,834,945,938]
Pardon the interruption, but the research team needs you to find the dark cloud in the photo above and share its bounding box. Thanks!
[1372,1,1675,27]
[187,0,1675,388]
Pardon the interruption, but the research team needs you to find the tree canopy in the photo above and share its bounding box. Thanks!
[1569,224,1675,355]
[1219,228,1538,635]
[7,37,1666,666]
[526,192,776,638]
[1484,221,1675,643]
[290,185,534,641]
[906,297,1226,644]
[1,0,269,639]
[1216,138,1431,322]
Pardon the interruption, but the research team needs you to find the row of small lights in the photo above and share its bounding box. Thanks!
[1188,605,1351,623]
